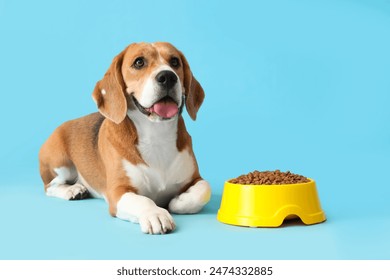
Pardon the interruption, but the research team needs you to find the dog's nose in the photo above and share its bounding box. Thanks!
[156,70,178,90]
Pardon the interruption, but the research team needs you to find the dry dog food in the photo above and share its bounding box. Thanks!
[229,170,310,185]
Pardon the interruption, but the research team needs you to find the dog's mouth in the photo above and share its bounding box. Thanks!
[132,96,183,120]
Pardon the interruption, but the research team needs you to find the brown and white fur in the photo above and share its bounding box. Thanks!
[39,42,211,234]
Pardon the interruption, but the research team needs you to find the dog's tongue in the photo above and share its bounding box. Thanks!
[149,99,178,118]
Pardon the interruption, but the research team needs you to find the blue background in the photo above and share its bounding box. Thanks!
[0,0,389,259]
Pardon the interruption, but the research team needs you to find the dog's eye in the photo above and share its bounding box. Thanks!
[170,57,180,68]
[133,57,145,69]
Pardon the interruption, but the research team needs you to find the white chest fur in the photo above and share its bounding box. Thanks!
[123,110,195,207]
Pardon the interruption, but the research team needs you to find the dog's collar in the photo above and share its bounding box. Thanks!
[132,95,185,119]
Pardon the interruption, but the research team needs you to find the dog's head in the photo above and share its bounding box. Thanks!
[92,42,204,123]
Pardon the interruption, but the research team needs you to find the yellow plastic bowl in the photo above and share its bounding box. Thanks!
[217,179,326,227]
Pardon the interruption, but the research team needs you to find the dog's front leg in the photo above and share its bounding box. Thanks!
[169,179,211,214]
[109,187,175,234]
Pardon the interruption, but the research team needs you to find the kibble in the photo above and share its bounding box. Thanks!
[229,170,310,185]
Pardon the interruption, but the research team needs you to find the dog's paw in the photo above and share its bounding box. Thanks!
[46,183,89,200]
[138,207,176,234]
[68,184,89,200]
[169,180,211,214]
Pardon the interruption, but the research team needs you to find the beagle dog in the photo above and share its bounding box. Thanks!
[39,42,211,234]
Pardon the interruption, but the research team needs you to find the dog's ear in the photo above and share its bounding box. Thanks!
[92,49,128,124]
[179,51,205,121]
